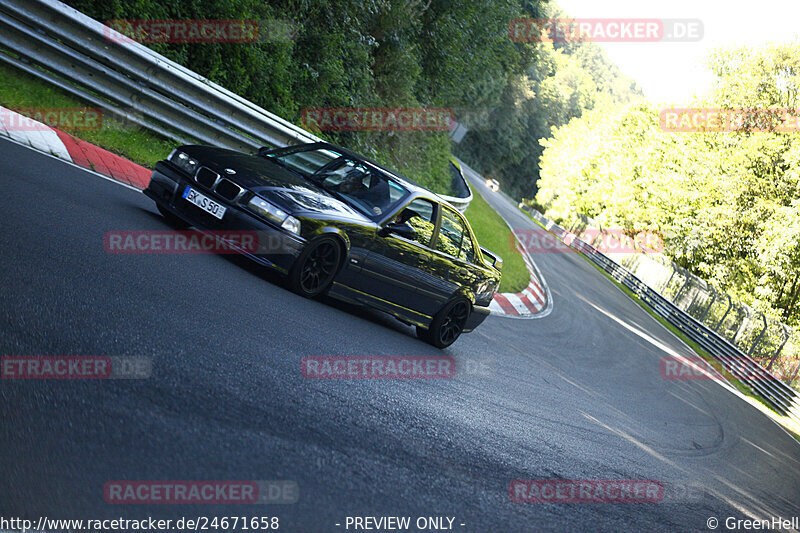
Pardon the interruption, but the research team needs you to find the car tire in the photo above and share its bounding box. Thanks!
[157,204,190,229]
[417,298,471,349]
[288,236,343,298]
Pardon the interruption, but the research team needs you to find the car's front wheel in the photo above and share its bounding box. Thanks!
[288,236,343,298]
[417,298,471,349]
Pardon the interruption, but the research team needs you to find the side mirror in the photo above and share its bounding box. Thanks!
[480,246,503,270]
[379,221,417,240]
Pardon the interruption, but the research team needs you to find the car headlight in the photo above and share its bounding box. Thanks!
[281,216,301,235]
[247,196,301,235]
[169,150,199,175]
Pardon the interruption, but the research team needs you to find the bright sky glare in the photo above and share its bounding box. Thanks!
[554,0,800,104]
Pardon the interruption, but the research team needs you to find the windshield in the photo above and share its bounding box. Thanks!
[265,146,342,176]
[314,158,410,219]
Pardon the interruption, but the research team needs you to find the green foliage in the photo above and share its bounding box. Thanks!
[536,43,800,326]
[454,11,642,200]
[60,0,506,193]
[464,190,530,293]
[63,0,627,196]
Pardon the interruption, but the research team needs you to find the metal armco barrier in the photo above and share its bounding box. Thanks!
[0,0,472,211]
[525,207,800,427]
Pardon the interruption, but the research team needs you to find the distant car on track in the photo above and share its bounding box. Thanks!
[486,178,500,191]
[144,142,502,347]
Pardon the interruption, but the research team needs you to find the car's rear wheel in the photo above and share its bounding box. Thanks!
[288,237,343,298]
[417,298,471,349]
[157,204,190,229]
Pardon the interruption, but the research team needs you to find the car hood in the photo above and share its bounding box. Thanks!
[180,146,367,220]
[263,189,367,221]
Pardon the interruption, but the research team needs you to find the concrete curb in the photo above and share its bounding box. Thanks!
[488,246,551,318]
[0,106,150,190]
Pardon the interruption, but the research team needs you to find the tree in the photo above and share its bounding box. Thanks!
[536,42,800,326]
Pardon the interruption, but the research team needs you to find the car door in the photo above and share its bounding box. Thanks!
[359,198,442,319]
[418,206,482,311]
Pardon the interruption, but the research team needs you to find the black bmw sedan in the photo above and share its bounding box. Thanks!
[144,142,502,347]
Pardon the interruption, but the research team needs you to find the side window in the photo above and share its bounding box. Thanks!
[393,198,436,247]
[460,228,477,263]
[437,208,475,262]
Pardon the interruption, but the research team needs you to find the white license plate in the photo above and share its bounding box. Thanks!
[182,186,226,219]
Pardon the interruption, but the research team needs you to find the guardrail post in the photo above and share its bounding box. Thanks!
[789,359,800,384]
[765,324,791,372]
[714,293,733,332]
[663,267,677,294]
[698,286,718,322]
[673,267,692,305]
[746,313,769,357]
[686,290,702,317]
[732,306,752,345]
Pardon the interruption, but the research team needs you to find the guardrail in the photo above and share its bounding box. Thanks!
[0,0,472,211]
[524,207,800,427]
[564,215,798,375]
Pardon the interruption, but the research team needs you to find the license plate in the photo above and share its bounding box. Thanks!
[182,186,226,219]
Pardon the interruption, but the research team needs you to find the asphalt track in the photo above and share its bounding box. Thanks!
[1,136,799,532]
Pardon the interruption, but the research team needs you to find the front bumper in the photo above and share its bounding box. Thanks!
[143,163,304,273]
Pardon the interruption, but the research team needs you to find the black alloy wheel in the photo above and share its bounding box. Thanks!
[289,237,342,297]
[417,298,471,348]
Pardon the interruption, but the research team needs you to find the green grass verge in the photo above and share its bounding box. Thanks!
[521,209,800,442]
[464,190,530,293]
[0,62,176,167]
